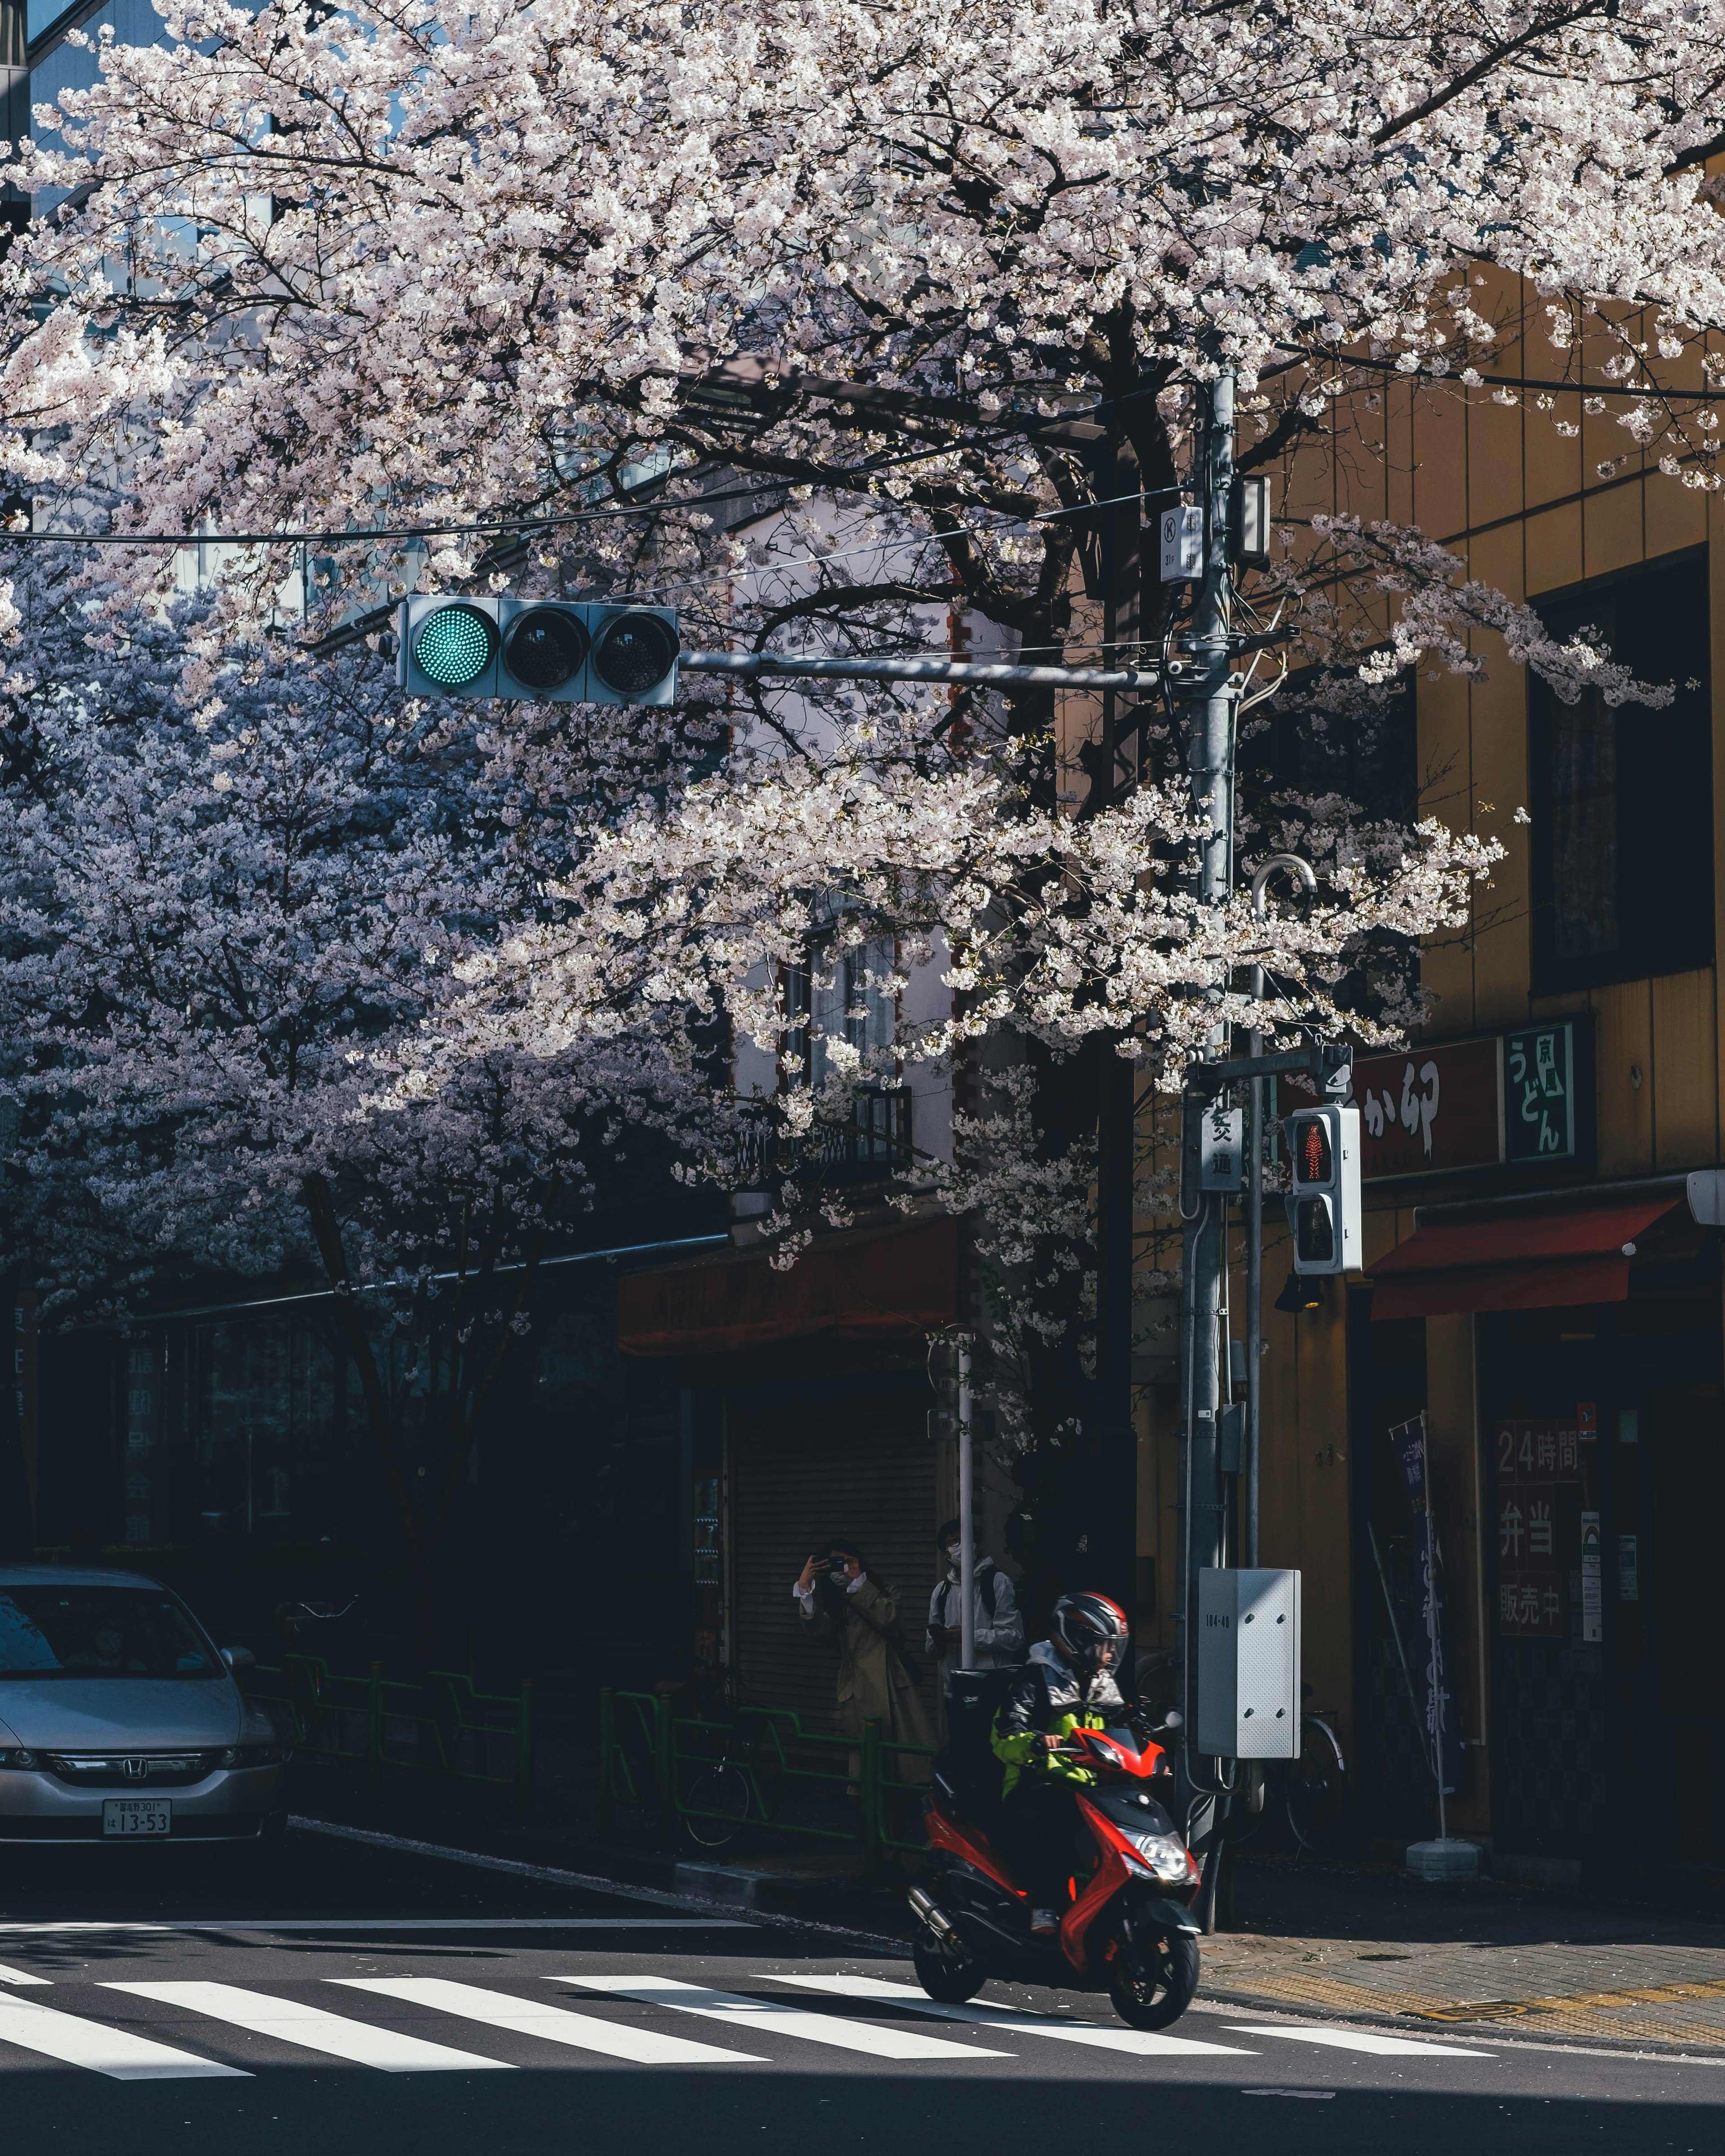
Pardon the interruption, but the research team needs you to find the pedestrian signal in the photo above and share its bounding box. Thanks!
[1283,1104,1361,1275]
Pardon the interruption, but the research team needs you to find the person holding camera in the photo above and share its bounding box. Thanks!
[793,1540,932,1777]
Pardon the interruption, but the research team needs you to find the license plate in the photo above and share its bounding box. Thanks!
[102,1799,172,1837]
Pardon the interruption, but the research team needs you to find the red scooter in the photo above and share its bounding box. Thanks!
[912,1713,1203,2029]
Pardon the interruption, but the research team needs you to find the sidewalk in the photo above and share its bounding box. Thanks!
[1200,1856,1725,2054]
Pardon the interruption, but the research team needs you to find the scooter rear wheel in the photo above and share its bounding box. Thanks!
[912,1936,987,2004]
[1108,1929,1200,2030]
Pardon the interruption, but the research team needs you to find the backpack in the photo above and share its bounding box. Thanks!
[935,1563,1005,1631]
[933,1661,1024,1816]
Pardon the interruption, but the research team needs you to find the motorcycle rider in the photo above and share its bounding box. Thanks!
[990,1591,1129,1938]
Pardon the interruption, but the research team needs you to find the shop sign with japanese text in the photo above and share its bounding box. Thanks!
[1494,1415,1581,1640]
[1347,1021,1583,1181]
[1351,1036,1503,1180]
[1504,1024,1579,1163]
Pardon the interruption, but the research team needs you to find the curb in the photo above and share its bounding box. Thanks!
[1193,1981,1725,2063]
[290,1816,914,1955]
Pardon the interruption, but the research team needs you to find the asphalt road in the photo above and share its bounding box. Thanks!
[0,1822,1716,2155]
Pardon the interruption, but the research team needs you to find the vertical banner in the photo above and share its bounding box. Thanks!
[1580,1511,1604,1643]
[1390,1413,1462,1795]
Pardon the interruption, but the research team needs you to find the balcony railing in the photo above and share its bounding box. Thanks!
[735,1087,912,1190]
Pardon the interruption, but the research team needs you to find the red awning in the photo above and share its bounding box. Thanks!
[1369,1198,1684,1320]
[617,1214,958,1356]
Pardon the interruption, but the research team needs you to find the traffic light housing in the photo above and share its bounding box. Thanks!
[1284,1104,1361,1274]
[397,597,679,704]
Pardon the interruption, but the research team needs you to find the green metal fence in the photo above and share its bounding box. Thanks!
[597,1688,933,1888]
[242,1654,535,1817]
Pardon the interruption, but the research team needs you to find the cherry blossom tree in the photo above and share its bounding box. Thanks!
[0,0,1716,1464]
[0,553,709,1645]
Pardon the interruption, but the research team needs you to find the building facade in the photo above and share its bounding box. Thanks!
[1169,277,1725,1875]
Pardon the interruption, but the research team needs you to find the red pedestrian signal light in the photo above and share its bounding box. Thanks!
[1283,1105,1361,1275]
[1294,1118,1332,1187]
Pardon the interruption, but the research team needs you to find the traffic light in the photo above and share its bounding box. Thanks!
[397,597,678,703]
[1284,1104,1361,1274]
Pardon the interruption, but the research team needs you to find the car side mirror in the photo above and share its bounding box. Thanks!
[221,1646,256,1674]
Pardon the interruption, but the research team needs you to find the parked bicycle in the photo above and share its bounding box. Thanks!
[1229,1700,1349,1856]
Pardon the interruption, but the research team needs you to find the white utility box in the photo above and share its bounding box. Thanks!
[1196,1568,1301,1759]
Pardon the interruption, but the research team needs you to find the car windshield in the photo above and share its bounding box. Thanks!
[0,1586,222,1680]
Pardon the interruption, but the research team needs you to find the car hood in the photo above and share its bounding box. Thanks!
[0,1679,244,1750]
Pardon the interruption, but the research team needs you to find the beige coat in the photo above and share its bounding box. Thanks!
[800,1575,933,1773]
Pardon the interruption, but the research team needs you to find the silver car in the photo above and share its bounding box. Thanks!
[0,1564,288,1857]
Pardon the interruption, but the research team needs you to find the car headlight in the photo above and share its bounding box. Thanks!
[1129,1831,1196,1882]
[218,1743,284,1769]
[0,1749,39,1770]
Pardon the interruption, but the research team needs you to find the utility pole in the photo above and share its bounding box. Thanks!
[1180,370,1238,1606]
[1090,418,1143,1634]
[1176,372,1239,1903]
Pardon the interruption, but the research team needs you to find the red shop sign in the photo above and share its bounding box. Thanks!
[1349,1036,1504,1181]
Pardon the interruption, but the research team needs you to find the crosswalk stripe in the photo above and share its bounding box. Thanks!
[332,1978,765,2064]
[768,1974,1255,2058]
[0,1917,756,1935]
[0,1993,246,2081]
[103,1983,512,2073]
[0,1964,50,1986]
[1224,2024,1495,2059]
[554,1975,1011,2061]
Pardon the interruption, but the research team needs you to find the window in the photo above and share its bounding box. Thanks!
[785,936,897,1087]
[1529,552,1712,992]
[0,1586,221,1680]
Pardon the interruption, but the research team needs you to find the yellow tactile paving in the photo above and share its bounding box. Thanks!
[1204,1964,1725,2048]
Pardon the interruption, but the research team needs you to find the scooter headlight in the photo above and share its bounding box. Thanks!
[1129,1831,1196,1883]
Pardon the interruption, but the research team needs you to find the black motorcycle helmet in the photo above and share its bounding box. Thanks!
[1050,1590,1129,1677]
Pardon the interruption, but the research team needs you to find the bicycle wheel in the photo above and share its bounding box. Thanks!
[1227,1760,1272,1847]
[681,1758,753,1850]
[1285,1716,1348,1855]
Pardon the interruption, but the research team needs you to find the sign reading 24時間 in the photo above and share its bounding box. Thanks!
[1349,1023,1579,1181]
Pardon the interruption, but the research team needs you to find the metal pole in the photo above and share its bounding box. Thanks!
[1246,854,1316,1568]
[680,650,1162,692]
[958,1339,976,1668]
[1088,418,1143,1633]
[1179,374,1238,1748]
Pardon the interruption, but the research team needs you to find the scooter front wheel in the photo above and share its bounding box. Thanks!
[1108,1929,1200,2030]
[912,1936,987,2004]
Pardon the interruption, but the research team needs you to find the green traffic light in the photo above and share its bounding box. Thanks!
[414,604,497,687]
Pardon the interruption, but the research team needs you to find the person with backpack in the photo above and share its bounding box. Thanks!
[925,1518,1025,1673]
[990,1591,1129,1936]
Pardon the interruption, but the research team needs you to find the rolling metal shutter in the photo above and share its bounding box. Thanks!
[728,1370,939,1733]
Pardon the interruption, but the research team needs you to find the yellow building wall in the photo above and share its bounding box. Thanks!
[1245,272,1724,1835]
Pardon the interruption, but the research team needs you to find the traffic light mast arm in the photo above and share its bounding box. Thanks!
[1186,1043,1353,1096]
[679,649,1162,692]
